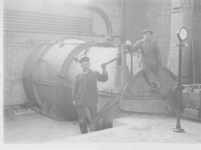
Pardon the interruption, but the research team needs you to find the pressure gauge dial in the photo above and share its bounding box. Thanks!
[177,27,188,41]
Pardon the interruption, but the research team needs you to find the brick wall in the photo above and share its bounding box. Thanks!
[145,0,171,67]
[192,0,201,83]
[3,0,122,106]
[167,0,194,84]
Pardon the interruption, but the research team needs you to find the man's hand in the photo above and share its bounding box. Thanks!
[125,40,132,54]
[125,40,131,46]
[73,101,76,106]
[101,63,107,74]
[101,63,107,70]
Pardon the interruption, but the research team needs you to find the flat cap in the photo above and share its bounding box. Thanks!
[79,56,90,63]
[142,29,153,35]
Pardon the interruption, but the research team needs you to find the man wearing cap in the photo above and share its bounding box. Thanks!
[72,56,108,134]
[126,29,162,89]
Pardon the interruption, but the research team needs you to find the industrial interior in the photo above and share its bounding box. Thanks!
[3,0,201,144]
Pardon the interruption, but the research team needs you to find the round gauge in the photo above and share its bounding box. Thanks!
[177,27,188,41]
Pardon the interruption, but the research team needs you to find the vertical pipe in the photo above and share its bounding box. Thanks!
[116,44,122,66]
[191,39,196,84]
[121,0,126,43]
[121,44,126,66]
[113,44,122,88]
[131,53,133,76]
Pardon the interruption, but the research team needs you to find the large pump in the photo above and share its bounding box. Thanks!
[22,3,199,130]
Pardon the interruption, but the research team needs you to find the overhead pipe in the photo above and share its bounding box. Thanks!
[63,2,113,39]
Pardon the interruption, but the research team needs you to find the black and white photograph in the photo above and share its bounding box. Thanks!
[1,0,201,149]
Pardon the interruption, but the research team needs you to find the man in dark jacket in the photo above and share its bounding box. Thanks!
[126,29,162,88]
[72,56,108,134]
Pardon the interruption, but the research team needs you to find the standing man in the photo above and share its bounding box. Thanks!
[72,56,108,134]
[126,29,162,88]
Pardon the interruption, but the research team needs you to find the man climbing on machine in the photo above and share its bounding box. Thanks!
[125,29,163,90]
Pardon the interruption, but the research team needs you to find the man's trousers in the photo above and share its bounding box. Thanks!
[76,104,97,134]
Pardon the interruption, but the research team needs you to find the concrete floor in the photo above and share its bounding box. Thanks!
[4,107,201,147]
[4,111,80,143]
[53,114,201,144]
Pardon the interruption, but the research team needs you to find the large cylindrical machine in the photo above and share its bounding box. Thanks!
[22,37,140,120]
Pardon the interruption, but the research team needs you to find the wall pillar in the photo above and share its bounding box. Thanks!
[167,0,194,84]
